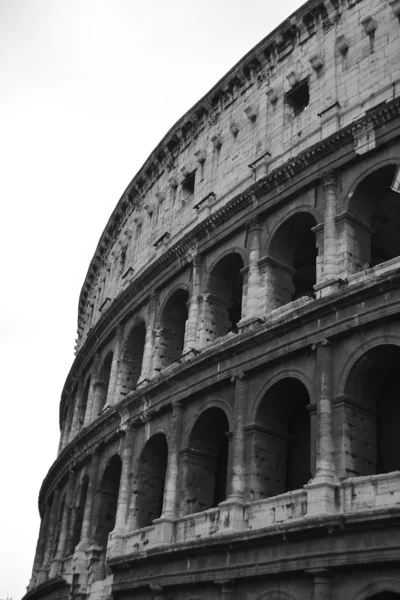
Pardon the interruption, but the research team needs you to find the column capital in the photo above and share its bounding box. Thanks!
[311,337,331,351]
[322,170,338,189]
[230,371,248,383]
[247,217,262,230]
[115,323,124,338]
[191,254,203,267]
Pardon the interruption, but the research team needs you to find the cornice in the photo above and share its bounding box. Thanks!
[77,0,353,327]
[63,95,400,413]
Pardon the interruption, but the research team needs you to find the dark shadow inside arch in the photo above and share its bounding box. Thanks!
[268,212,317,308]
[204,253,244,342]
[120,320,146,396]
[367,594,400,599]
[79,378,91,428]
[250,378,311,499]
[157,289,189,370]
[344,344,400,477]
[348,165,399,270]
[134,433,168,528]
[179,407,229,516]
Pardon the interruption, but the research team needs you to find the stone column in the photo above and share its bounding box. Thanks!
[184,256,202,351]
[113,433,135,532]
[79,451,101,547]
[246,220,263,319]
[162,402,183,517]
[83,353,100,427]
[69,378,84,442]
[197,293,211,347]
[138,292,157,384]
[28,503,51,589]
[106,324,124,406]
[36,486,61,584]
[322,171,338,282]
[305,339,337,514]
[310,569,332,600]
[228,373,247,501]
[50,469,77,577]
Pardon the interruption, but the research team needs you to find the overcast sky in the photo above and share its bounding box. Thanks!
[0,1,305,597]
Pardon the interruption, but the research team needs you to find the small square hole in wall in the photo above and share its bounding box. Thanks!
[286,79,310,115]
[182,170,196,199]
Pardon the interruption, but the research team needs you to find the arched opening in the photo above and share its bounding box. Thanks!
[348,165,400,271]
[79,378,90,428]
[119,321,146,396]
[249,378,311,499]
[95,352,113,415]
[69,475,89,554]
[267,212,317,308]
[343,344,400,477]
[180,407,230,516]
[156,289,189,371]
[94,455,122,548]
[202,253,244,343]
[51,493,66,558]
[134,433,168,528]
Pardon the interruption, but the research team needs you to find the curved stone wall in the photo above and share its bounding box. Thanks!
[24,0,400,599]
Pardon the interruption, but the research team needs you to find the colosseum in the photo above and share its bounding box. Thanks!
[25,0,400,599]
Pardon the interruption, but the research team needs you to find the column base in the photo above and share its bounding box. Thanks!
[36,565,50,586]
[218,497,246,533]
[237,316,265,333]
[314,278,347,299]
[152,516,175,545]
[305,479,338,515]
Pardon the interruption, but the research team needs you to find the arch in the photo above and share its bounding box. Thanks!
[264,205,320,255]
[157,283,190,320]
[205,246,248,277]
[182,399,233,447]
[69,474,89,554]
[179,406,230,516]
[94,454,122,548]
[345,164,399,271]
[154,287,189,371]
[352,580,400,600]
[201,251,244,342]
[342,343,400,477]
[265,210,317,308]
[251,369,315,422]
[249,377,311,499]
[119,319,146,396]
[344,158,400,209]
[134,433,168,528]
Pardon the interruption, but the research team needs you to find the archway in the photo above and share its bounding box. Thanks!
[119,321,146,396]
[267,212,317,308]
[156,289,189,371]
[134,433,168,528]
[348,165,400,271]
[94,455,122,547]
[250,378,311,499]
[180,407,230,516]
[343,344,400,477]
[201,253,244,343]
[69,475,89,554]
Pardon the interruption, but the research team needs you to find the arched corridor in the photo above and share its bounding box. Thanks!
[249,378,311,499]
[119,320,146,395]
[267,212,317,308]
[134,433,168,528]
[155,289,189,370]
[180,407,230,516]
[201,253,244,343]
[343,344,400,477]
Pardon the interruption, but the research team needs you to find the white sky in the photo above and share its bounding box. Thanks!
[0,1,305,597]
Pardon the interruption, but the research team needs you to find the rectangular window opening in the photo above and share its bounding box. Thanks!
[286,80,310,115]
[182,171,196,199]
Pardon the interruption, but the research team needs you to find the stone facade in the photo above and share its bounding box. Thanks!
[24,0,400,599]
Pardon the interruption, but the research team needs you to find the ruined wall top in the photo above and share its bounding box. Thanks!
[75,0,399,352]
